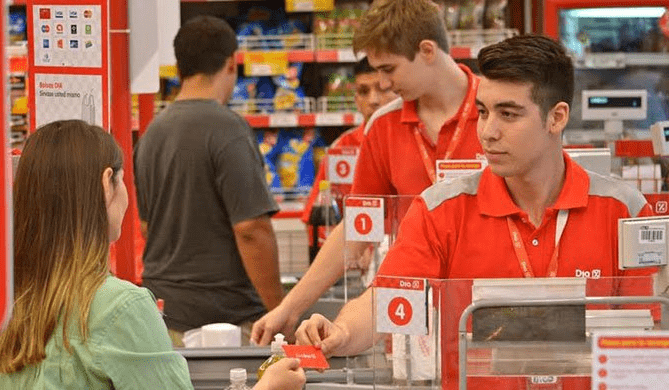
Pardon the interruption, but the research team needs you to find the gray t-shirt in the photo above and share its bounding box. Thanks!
[134,99,279,331]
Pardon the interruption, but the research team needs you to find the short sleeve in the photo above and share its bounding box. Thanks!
[211,132,279,225]
[376,197,445,279]
[350,124,393,196]
[96,289,194,390]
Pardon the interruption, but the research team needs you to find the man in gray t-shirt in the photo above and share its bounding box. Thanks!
[133,15,283,344]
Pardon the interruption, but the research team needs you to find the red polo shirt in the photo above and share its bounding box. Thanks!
[350,64,483,197]
[377,153,656,390]
[301,124,365,223]
[378,153,654,280]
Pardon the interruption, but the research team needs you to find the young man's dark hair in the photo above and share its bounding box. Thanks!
[353,56,375,76]
[173,15,238,79]
[477,34,574,118]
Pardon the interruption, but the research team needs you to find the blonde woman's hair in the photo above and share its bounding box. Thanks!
[353,0,449,60]
[0,120,123,373]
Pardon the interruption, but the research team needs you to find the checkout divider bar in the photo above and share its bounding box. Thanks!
[457,295,669,390]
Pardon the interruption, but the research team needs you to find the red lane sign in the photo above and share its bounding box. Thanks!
[388,296,413,326]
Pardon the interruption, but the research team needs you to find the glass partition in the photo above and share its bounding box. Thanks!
[368,275,666,390]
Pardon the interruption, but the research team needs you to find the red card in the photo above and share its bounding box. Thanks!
[282,345,330,369]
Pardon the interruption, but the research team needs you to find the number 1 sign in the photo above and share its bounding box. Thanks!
[344,197,384,242]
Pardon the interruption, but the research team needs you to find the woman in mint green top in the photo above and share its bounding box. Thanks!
[0,120,305,390]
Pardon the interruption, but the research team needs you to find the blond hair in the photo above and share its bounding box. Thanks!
[353,0,449,60]
[0,120,123,373]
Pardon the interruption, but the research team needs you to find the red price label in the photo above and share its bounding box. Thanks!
[336,160,350,178]
[388,296,412,326]
[354,213,372,235]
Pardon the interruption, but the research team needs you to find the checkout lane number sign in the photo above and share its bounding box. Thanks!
[344,197,384,242]
[375,278,427,335]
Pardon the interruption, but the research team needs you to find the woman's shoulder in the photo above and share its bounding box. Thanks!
[88,276,157,329]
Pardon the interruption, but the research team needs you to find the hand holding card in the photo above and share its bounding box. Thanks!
[282,344,330,369]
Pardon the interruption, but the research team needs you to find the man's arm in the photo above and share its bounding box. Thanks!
[251,223,369,344]
[234,215,284,311]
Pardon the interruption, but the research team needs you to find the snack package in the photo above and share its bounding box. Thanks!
[257,130,286,192]
[9,8,27,43]
[277,129,316,195]
[484,0,508,29]
[313,11,338,35]
[232,77,259,114]
[273,63,306,112]
[279,19,308,49]
[442,0,461,31]
[458,0,485,29]
[237,21,268,50]
[324,67,356,111]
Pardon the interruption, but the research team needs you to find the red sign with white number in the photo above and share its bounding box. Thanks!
[374,277,427,335]
[327,147,357,185]
[344,197,384,242]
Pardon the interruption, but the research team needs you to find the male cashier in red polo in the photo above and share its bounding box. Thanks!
[294,35,656,389]
[252,0,483,346]
[300,57,398,226]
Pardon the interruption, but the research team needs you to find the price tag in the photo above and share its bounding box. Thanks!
[436,159,487,183]
[270,113,298,127]
[316,112,344,126]
[345,197,384,242]
[243,51,288,76]
[375,278,427,335]
[338,49,356,63]
[285,0,334,12]
[327,147,357,184]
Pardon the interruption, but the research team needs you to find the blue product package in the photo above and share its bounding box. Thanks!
[256,77,276,113]
[9,10,27,43]
[277,129,316,196]
[231,77,260,114]
[273,63,306,112]
[257,130,287,192]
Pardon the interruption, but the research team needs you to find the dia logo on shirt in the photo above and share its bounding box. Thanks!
[575,268,601,279]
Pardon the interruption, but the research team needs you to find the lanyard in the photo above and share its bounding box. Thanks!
[507,209,569,278]
[413,76,480,184]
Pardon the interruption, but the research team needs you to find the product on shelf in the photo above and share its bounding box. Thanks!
[9,7,27,43]
[442,0,461,31]
[276,129,316,196]
[323,66,356,112]
[273,63,305,112]
[257,130,285,193]
[484,0,508,29]
[458,0,485,29]
[232,77,275,114]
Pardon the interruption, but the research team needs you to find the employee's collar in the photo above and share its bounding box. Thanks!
[399,63,478,125]
[477,151,589,217]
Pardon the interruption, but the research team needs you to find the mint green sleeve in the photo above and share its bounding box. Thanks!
[94,289,195,390]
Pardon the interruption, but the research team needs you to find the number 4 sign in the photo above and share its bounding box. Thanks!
[375,278,427,335]
[344,197,384,242]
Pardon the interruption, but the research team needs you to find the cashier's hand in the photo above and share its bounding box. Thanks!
[295,314,348,357]
[254,358,305,390]
[251,304,300,345]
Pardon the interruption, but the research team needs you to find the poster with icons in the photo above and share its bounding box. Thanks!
[32,5,102,68]
[27,1,109,130]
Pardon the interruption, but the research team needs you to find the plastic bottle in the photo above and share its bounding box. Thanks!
[225,368,251,390]
[307,180,341,263]
[257,333,288,380]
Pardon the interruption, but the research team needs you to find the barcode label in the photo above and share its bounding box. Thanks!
[639,225,665,244]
